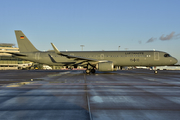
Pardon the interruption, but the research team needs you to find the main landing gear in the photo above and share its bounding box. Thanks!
[85,69,90,74]
[85,69,96,74]
[85,63,96,74]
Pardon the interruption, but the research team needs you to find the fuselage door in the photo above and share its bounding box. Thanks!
[154,52,159,61]
[100,54,104,59]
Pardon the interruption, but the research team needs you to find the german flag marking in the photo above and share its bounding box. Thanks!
[20,36,24,39]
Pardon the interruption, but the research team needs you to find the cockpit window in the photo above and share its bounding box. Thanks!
[164,54,171,57]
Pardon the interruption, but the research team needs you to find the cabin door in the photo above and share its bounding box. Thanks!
[154,52,159,61]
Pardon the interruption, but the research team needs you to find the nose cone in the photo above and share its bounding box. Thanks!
[172,58,178,65]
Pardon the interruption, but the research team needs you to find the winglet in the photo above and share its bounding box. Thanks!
[51,43,61,54]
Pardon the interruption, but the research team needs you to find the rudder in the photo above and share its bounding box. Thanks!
[15,30,38,52]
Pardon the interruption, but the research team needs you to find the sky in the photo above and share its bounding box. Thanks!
[0,0,180,64]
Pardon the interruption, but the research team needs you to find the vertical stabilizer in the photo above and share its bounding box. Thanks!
[15,30,38,52]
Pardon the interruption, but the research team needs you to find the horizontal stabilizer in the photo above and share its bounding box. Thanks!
[7,52,27,56]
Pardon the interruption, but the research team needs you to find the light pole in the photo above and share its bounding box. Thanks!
[118,46,120,51]
[80,45,84,51]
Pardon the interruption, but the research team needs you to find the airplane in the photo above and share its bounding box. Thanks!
[7,30,178,74]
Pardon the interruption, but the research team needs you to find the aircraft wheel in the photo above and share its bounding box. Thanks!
[86,69,90,74]
[154,70,158,74]
[91,69,96,73]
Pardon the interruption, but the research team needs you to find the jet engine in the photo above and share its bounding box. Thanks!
[96,62,114,71]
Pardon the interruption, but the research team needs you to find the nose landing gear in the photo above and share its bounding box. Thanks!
[154,70,158,74]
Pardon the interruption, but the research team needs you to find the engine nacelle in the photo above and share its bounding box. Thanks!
[96,62,114,71]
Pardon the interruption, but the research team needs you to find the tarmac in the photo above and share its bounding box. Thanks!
[0,69,180,120]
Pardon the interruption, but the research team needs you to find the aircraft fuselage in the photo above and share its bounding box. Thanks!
[16,50,177,67]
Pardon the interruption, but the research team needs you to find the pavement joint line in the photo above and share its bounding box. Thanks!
[47,71,71,77]
[84,74,93,120]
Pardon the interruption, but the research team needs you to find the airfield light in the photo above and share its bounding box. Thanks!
[80,45,84,51]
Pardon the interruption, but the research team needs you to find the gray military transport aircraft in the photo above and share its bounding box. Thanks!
[8,30,178,74]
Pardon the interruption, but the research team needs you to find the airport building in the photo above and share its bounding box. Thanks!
[0,43,31,70]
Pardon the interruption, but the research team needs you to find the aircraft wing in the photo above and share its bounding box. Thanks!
[48,54,78,65]
[51,43,109,64]
[48,54,90,66]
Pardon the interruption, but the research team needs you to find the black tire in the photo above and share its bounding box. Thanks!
[91,69,96,73]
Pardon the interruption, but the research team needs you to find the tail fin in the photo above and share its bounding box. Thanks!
[15,30,38,52]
